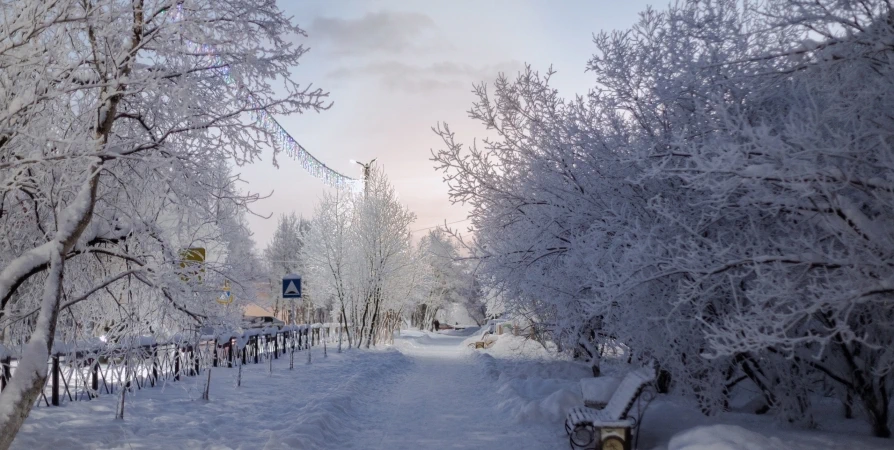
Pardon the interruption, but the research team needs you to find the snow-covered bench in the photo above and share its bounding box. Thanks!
[468,331,497,349]
[564,366,656,450]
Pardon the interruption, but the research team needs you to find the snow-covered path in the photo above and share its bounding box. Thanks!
[10,330,563,449]
[344,331,558,449]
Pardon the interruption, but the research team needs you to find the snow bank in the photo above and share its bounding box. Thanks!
[580,376,621,406]
[668,425,785,450]
[393,333,438,349]
[440,326,480,337]
[512,386,582,423]
[486,334,561,359]
[470,341,590,424]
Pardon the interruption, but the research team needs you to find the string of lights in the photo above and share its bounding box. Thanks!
[173,7,357,189]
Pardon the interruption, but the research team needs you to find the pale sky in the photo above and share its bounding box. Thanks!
[239,0,653,248]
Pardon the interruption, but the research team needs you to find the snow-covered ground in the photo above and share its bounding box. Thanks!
[10,329,894,449]
[11,330,563,449]
[464,330,893,450]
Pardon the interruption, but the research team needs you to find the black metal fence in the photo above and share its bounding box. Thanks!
[0,324,338,407]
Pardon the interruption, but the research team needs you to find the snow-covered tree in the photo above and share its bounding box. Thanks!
[0,0,326,445]
[353,168,416,348]
[303,189,357,350]
[433,0,894,437]
[414,230,484,327]
[302,167,417,349]
[263,213,311,321]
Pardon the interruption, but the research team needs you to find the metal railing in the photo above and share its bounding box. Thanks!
[0,323,341,407]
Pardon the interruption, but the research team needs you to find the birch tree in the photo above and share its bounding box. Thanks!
[353,168,415,348]
[303,189,357,350]
[0,0,326,445]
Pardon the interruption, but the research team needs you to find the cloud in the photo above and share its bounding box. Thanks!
[309,11,443,56]
[326,60,525,93]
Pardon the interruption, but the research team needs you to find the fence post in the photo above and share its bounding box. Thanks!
[253,336,259,364]
[213,339,219,367]
[1,356,10,391]
[91,358,99,397]
[124,357,131,392]
[227,339,234,368]
[273,333,279,359]
[51,355,60,406]
[151,347,159,387]
[174,349,181,381]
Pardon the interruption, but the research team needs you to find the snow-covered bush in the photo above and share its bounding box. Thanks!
[433,0,894,438]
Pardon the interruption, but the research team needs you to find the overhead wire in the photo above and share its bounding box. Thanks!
[410,218,472,234]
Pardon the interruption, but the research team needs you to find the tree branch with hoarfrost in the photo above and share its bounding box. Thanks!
[0,0,324,446]
[433,0,894,437]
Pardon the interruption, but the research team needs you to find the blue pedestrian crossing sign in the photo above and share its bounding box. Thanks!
[282,274,302,298]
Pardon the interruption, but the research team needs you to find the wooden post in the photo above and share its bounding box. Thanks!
[51,356,60,406]
[202,367,211,401]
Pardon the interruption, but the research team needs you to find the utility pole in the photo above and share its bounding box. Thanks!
[352,158,376,198]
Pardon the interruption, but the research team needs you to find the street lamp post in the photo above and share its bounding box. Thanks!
[351,158,376,198]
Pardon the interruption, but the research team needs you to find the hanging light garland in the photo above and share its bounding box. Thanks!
[169,7,358,189]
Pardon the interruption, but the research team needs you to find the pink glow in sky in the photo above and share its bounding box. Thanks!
[239,0,652,247]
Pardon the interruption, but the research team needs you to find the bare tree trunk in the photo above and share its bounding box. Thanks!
[358,293,372,348]
[367,287,383,348]
[339,303,350,351]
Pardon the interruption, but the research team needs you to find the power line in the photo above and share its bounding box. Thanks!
[410,218,472,234]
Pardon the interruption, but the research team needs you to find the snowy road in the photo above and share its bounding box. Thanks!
[11,330,563,449]
[344,331,559,449]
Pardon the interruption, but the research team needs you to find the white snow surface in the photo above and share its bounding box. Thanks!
[580,376,621,406]
[10,330,894,449]
[11,330,562,449]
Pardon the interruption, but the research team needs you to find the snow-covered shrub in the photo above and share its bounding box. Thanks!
[433,0,894,438]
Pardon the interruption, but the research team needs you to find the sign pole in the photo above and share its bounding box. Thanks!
[282,273,302,326]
